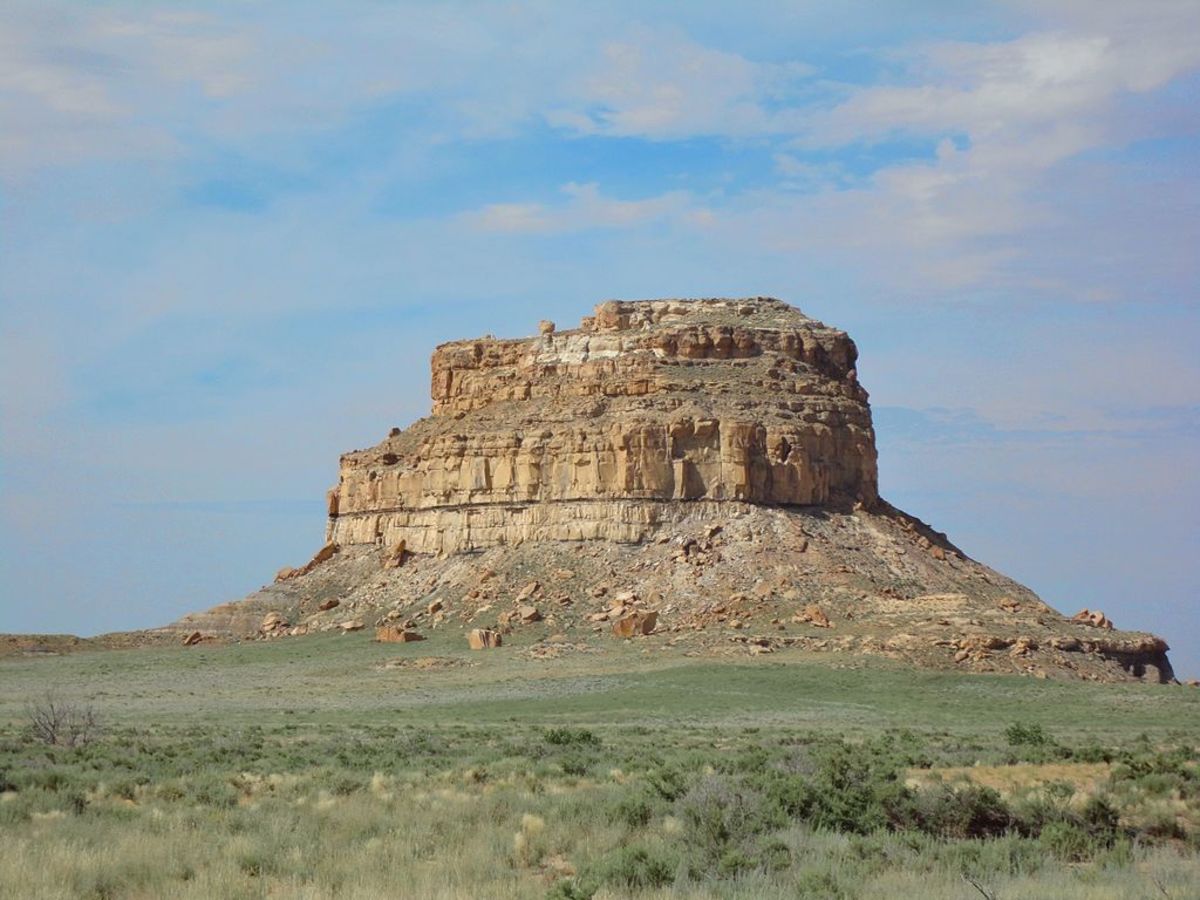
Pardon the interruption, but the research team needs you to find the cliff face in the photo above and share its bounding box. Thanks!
[327,298,878,554]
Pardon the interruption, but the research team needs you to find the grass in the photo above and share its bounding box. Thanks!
[0,630,1198,898]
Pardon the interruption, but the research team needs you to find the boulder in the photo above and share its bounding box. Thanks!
[276,542,340,582]
[260,612,288,633]
[959,634,1011,652]
[1072,608,1114,630]
[792,604,832,628]
[339,619,365,632]
[383,540,407,569]
[375,626,425,643]
[468,628,502,650]
[611,610,658,638]
[182,631,203,647]
[539,319,556,335]
[518,605,542,624]
[317,598,340,612]
[1009,636,1037,657]
[307,542,339,569]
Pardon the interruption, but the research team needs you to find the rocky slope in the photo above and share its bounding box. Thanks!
[170,298,1175,683]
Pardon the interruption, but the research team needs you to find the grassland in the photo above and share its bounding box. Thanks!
[1,630,1197,899]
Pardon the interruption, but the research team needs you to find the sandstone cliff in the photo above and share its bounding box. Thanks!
[171,298,1175,684]
[327,298,877,554]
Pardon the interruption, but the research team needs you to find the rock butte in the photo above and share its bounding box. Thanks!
[327,297,876,554]
[172,298,1176,684]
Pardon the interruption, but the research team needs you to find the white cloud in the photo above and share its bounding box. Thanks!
[546,26,815,139]
[462,182,706,234]
[771,4,1200,287]
[0,7,261,172]
[813,21,1200,148]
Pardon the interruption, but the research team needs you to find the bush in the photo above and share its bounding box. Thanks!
[676,774,784,875]
[1040,820,1094,861]
[645,766,688,802]
[557,753,591,777]
[890,784,1014,840]
[1080,795,1121,846]
[1005,722,1049,747]
[752,768,815,819]
[26,695,102,748]
[546,879,596,900]
[806,743,896,834]
[795,870,850,899]
[544,728,600,747]
[609,792,656,828]
[597,845,675,890]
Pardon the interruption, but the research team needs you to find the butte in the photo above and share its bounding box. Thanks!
[172,298,1174,682]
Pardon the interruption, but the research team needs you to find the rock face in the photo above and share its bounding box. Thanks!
[171,297,1177,684]
[326,299,877,555]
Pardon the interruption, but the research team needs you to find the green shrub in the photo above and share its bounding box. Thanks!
[546,877,597,900]
[187,776,238,808]
[1040,820,1094,861]
[609,792,656,828]
[891,784,1014,839]
[676,774,785,875]
[645,766,688,801]
[795,870,850,899]
[597,845,675,890]
[557,753,591,777]
[806,743,895,834]
[1080,795,1121,846]
[330,774,362,796]
[544,728,600,747]
[752,769,815,819]
[236,845,280,878]
[1005,722,1050,747]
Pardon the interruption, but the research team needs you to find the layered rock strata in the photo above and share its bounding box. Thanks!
[327,298,878,554]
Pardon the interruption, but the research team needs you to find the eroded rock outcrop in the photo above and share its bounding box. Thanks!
[327,299,877,554]
[170,297,1176,684]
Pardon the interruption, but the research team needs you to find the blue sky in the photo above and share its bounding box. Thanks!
[1,0,1198,674]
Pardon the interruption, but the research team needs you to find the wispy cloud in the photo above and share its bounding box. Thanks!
[0,7,261,172]
[462,182,708,234]
[546,26,816,139]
